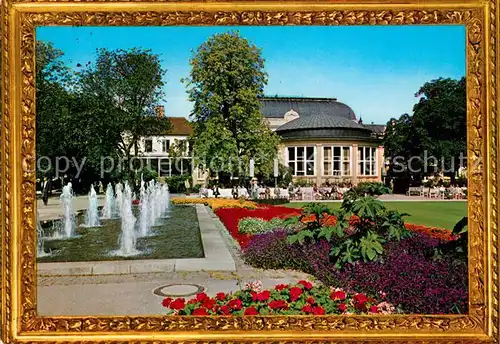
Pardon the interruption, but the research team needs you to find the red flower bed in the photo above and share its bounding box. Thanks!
[215,206,301,249]
[216,204,458,248]
[404,223,459,242]
[162,280,391,316]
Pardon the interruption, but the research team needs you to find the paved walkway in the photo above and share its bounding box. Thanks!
[37,195,105,221]
[37,193,186,221]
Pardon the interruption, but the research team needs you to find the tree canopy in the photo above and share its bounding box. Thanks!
[383,77,466,183]
[183,31,280,179]
[76,48,171,181]
[36,42,172,189]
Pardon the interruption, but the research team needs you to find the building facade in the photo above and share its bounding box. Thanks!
[261,97,385,186]
[137,98,386,186]
[135,114,195,179]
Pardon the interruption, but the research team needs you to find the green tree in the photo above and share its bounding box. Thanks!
[77,48,172,182]
[183,31,280,179]
[35,41,75,177]
[384,77,466,184]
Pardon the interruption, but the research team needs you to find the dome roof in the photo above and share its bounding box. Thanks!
[276,113,368,132]
[275,113,373,140]
[260,97,357,121]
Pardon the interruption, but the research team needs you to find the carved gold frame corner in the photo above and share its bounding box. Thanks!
[1,0,499,343]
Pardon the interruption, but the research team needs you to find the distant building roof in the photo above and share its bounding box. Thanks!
[260,96,357,120]
[363,124,386,134]
[166,117,193,136]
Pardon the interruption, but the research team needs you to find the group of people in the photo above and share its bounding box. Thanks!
[197,180,354,201]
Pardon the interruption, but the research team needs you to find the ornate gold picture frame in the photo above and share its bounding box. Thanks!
[1,0,499,343]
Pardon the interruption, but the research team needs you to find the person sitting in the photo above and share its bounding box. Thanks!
[331,184,339,200]
[313,184,320,200]
[324,185,332,199]
[296,185,302,200]
[238,185,247,199]
[200,186,208,198]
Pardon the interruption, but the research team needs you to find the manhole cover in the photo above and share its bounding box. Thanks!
[153,283,204,297]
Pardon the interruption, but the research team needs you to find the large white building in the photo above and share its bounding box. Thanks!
[135,110,195,179]
[137,97,386,186]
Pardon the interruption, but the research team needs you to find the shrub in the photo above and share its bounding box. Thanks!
[238,218,270,235]
[238,217,285,235]
[287,200,412,268]
[355,182,391,196]
[164,175,191,193]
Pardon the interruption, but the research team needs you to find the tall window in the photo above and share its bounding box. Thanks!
[144,138,153,153]
[287,146,315,176]
[161,139,170,153]
[323,146,351,176]
[159,158,171,177]
[358,147,377,176]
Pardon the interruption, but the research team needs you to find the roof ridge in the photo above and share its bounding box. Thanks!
[260,96,338,102]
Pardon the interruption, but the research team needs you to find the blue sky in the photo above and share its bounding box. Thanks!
[37,26,465,124]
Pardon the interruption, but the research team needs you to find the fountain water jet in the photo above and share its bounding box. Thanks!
[59,183,76,238]
[82,184,101,227]
[148,180,158,227]
[101,183,115,219]
[37,211,50,257]
[115,182,123,218]
[114,183,140,256]
[138,177,151,237]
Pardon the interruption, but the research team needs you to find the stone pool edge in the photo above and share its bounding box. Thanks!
[37,204,236,276]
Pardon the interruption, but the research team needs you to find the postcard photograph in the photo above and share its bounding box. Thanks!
[35,25,468,317]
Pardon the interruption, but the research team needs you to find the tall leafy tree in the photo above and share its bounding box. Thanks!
[35,41,75,177]
[384,77,466,183]
[77,48,171,182]
[183,31,280,179]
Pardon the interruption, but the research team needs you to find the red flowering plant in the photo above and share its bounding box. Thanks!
[162,280,393,316]
[404,223,459,242]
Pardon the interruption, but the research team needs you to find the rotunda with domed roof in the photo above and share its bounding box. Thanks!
[260,96,386,186]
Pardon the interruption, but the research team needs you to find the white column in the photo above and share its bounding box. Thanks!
[352,144,358,185]
[315,144,322,185]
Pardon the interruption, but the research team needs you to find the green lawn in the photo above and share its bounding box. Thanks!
[37,205,204,262]
[286,201,467,230]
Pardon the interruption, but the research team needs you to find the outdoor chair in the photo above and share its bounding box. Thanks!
[281,189,290,200]
[428,188,440,198]
[302,191,313,201]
